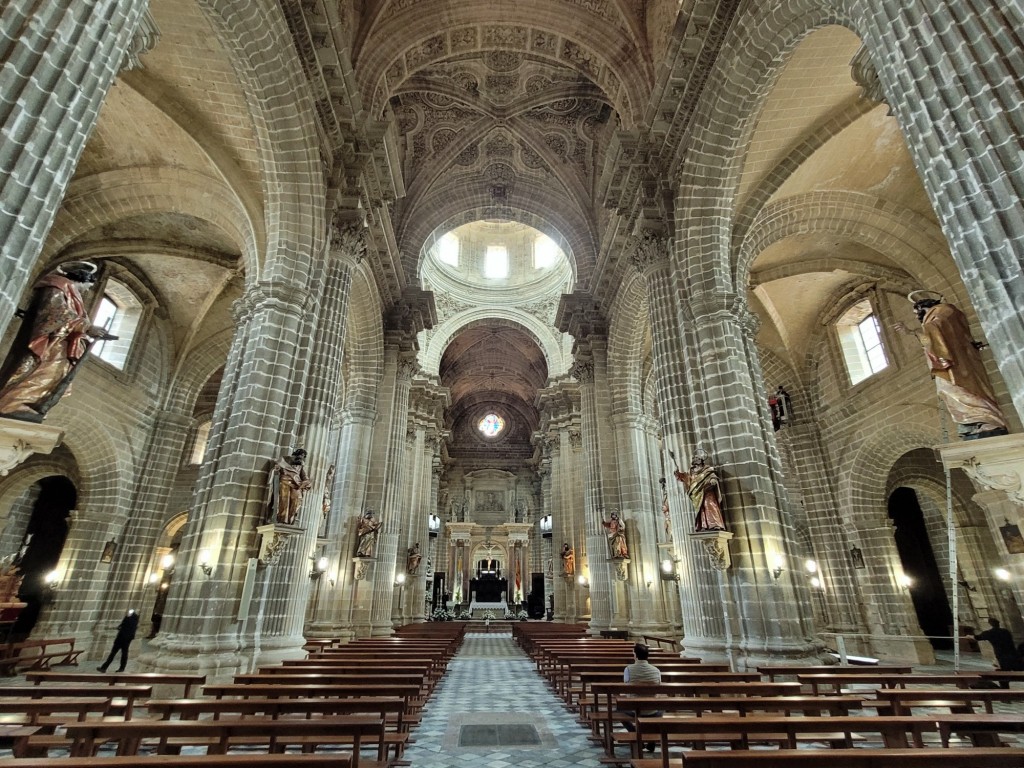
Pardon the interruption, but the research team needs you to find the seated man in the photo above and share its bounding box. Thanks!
[616,643,662,752]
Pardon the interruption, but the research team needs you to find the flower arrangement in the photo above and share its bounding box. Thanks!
[431,606,454,621]
[504,609,516,620]
[483,610,496,621]
[516,609,529,621]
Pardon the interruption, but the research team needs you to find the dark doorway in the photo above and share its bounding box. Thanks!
[888,486,952,649]
[13,476,75,639]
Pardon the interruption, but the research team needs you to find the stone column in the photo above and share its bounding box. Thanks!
[309,403,377,641]
[367,291,435,636]
[630,234,720,653]
[557,295,622,633]
[613,410,672,636]
[678,287,821,668]
[853,1,1024,421]
[0,1,151,332]
[145,279,310,673]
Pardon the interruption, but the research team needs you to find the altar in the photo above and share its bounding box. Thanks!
[470,575,507,604]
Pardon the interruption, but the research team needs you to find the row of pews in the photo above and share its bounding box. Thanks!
[513,622,1024,768]
[0,622,466,767]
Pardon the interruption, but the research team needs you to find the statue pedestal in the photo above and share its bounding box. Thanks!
[936,433,1024,508]
[690,529,734,570]
[255,523,304,567]
[0,418,64,476]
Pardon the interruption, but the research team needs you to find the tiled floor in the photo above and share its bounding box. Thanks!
[403,632,608,768]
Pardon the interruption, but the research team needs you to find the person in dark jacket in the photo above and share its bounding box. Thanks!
[970,618,1023,687]
[97,609,139,673]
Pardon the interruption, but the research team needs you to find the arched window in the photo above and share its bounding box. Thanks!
[484,245,508,279]
[534,234,559,269]
[836,299,888,385]
[437,232,459,266]
[188,420,212,465]
[90,278,143,370]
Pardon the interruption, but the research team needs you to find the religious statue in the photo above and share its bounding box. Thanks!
[407,542,422,574]
[675,452,726,532]
[0,262,117,421]
[601,512,629,559]
[266,448,312,525]
[895,291,1009,440]
[560,542,575,576]
[355,509,381,557]
[768,385,792,431]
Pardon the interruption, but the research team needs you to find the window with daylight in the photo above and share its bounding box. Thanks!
[534,234,559,269]
[837,299,889,385]
[478,413,505,438]
[483,245,509,279]
[90,278,143,370]
[189,420,212,465]
[437,232,459,266]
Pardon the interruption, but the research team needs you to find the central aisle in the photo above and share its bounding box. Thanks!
[404,631,608,768]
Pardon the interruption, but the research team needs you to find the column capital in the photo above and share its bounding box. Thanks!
[328,216,367,265]
[233,279,309,323]
[569,357,594,385]
[629,231,670,276]
[385,289,436,336]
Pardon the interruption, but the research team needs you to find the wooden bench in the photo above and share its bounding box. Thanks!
[935,713,1024,746]
[873,687,1024,714]
[588,682,803,754]
[26,671,207,698]
[145,695,413,757]
[61,715,385,767]
[630,747,1024,768]
[758,664,912,682]
[797,673,980,695]
[0,637,82,674]
[631,714,943,763]
[0,685,152,720]
[5,757,350,768]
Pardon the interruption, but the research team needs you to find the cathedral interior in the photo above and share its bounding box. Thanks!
[1,0,1024,676]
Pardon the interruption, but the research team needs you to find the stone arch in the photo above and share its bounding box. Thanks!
[739,191,969,310]
[356,10,649,124]
[165,330,234,414]
[41,169,254,279]
[402,197,596,288]
[343,267,385,415]
[197,0,326,286]
[606,271,649,417]
[421,308,566,378]
[674,1,850,294]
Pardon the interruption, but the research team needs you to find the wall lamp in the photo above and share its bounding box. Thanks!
[197,550,213,578]
[394,572,407,588]
[898,573,913,591]
[995,568,1012,582]
[660,558,679,581]
[771,555,785,581]
[309,556,328,581]
[577,574,589,588]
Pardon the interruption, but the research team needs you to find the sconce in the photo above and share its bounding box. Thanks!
[197,550,213,578]
[898,573,913,591]
[309,556,328,581]
[577,574,589,588]
[995,568,1011,582]
[147,572,159,587]
[771,555,785,581]
[660,558,679,581]
[42,570,59,604]
[809,576,824,591]
[160,553,176,574]
[395,573,406,589]
[805,559,817,574]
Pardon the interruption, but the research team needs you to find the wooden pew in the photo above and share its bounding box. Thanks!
[0,685,152,719]
[571,671,760,714]
[3,757,350,768]
[797,673,980,695]
[935,713,1024,746]
[61,716,385,767]
[0,637,82,674]
[873,687,1024,714]
[758,664,912,681]
[630,748,1024,768]
[145,696,411,758]
[26,671,207,698]
[632,714,943,763]
[589,681,803,754]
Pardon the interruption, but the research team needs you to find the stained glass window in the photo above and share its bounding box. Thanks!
[478,413,505,437]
